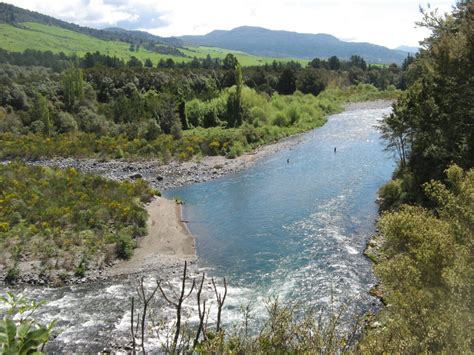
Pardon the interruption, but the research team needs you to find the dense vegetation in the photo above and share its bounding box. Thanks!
[0,162,156,283]
[368,2,473,352]
[0,48,402,161]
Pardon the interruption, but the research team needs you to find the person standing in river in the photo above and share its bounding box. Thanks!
[334,147,337,153]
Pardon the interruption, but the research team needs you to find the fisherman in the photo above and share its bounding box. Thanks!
[287,158,290,164]
[334,147,337,153]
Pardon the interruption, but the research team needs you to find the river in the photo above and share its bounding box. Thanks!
[1,103,395,352]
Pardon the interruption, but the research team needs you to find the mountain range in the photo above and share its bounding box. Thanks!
[0,2,411,64]
[180,26,409,64]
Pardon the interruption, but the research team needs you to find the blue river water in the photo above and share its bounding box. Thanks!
[165,104,395,312]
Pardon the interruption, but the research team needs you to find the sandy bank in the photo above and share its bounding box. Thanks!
[108,197,196,277]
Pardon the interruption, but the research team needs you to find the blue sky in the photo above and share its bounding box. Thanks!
[4,0,457,48]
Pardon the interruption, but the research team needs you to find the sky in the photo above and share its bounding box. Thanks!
[4,0,457,48]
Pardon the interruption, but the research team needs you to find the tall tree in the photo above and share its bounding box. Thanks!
[327,55,341,70]
[31,93,51,136]
[62,62,84,110]
[226,63,244,127]
[277,68,296,95]
[223,53,238,70]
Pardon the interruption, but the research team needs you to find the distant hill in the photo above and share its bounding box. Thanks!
[180,26,408,64]
[0,2,183,47]
[395,45,419,54]
[0,2,407,66]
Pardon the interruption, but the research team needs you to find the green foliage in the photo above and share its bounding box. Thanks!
[0,292,55,354]
[115,231,136,260]
[378,178,407,210]
[362,165,473,353]
[377,2,474,204]
[55,112,78,133]
[0,163,156,277]
[367,5,474,352]
[30,93,51,136]
[0,84,396,161]
[296,68,327,95]
[226,141,245,159]
[276,68,296,95]
[62,63,84,110]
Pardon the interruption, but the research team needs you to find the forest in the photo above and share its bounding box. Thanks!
[0,49,402,160]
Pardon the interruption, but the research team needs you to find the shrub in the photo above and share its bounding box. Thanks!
[56,112,78,133]
[378,178,405,210]
[116,231,135,259]
[273,112,289,127]
[226,141,245,159]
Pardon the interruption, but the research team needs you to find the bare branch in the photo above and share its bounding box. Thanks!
[212,277,228,332]
[193,273,206,349]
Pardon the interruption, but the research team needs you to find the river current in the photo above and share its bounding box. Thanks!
[2,104,395,352]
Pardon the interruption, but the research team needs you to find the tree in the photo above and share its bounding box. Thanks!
[30,93,51,136]
[144,58,153,68]
[226,63,244,127]
[378,1,474,200]
[362,165,474,353]
[350,55,367,70]
[276,68,296,95]
[165,58,175,68]
[296,68,327,96]
[223,53,238,70]
[327,56,341,70]
[202,54,213,69]
[308,57,327,69]
[127,56,143,68]
[62,62,84,110]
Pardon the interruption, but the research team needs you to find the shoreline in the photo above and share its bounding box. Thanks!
[106,197,196,278]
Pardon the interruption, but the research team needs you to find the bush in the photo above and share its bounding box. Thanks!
[273,112,289,127]
[378,178,405,210]
[226,141,245,159]
[0,112,23,134]
[286,105,300,125]
[56,112,78,133]
[115,231,135,259]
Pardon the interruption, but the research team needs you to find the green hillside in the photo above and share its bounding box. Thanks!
[0,22,306,66]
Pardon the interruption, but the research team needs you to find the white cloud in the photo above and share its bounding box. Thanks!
[3,0,457,48]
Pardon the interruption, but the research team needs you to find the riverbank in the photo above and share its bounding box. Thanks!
[107,197,196,277]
